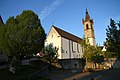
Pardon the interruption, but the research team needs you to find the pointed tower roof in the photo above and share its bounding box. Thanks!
[82,8,94,24]
[85,8,90,21]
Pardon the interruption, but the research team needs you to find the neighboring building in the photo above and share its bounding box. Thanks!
[45,26,83,59]
[82,8,96,46]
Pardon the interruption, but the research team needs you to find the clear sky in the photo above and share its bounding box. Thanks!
[0,0,120,46]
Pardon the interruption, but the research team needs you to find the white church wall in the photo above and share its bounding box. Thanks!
[71,42,83,59]
[61,37,83,59]
[45,27,62,59]
[61,37,70,59]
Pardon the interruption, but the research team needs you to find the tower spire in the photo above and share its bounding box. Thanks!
[86,8,88,13]
[85,8,90,21]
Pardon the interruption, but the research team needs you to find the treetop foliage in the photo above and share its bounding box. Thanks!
[0,10,46,58]
[105,18,120,59]
[45,43,59,61]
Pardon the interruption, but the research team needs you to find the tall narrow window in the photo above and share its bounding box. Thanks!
[91,24,93,29]
[77,44,79,53]
[86,24,89,30]
[72,41,75,53]
[72,41,73,52]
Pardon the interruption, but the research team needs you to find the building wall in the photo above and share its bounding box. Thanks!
[45,27,83,59]
[83,21,96,46]
[61,37,83,59]
[58,58,86,71]
[45,27,62,59]
[87,37,96,46]
[61,37,70,59]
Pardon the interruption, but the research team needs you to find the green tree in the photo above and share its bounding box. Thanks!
[0,10,46,61]
[0,15,4,27]
[81,38,103,69]
[105,19,120,59]
[45,43,59,63]
[44,43,59,72]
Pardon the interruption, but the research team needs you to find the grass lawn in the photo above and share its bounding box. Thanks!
[0,65,50,80]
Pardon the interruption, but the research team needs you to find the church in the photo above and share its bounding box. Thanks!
[45,25,83,59]
[45,8,96,60]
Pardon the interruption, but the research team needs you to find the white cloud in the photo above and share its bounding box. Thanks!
[39,0,65,20]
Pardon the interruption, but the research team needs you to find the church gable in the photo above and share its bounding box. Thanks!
[47,26,61,40]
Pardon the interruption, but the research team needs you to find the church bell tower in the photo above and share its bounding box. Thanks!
[82,8,96,46]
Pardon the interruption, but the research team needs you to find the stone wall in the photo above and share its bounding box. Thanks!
[58,58,85,72]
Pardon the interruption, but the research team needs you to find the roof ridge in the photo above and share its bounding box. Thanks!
[52,25,82,42]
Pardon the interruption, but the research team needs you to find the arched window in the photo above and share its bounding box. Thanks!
[86,24,89,30]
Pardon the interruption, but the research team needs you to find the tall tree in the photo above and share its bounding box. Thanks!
[105,19,120,59]
[0,10,46,58]
[0,15,4,27]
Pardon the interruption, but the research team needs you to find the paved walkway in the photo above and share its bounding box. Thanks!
[77,69,120,80]
[64,72,90,80]
[47,68,120,80]
[47,69,90,80]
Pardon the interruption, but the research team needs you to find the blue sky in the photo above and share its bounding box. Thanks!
[0,0,120,46]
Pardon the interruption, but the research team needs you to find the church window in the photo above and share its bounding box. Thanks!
[66,51,67,53]
[77,44,80,53]
[86,24,89,30]
[72,42,75,52]
[72,42,73,51]
[77,55,78,57]
[51,35,53,38]
[91,24,93,29]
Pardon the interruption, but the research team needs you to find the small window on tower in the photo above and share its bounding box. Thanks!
[86,24,89,30]
[91,24,93,29]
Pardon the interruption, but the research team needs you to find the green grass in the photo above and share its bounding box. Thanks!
[0,65,50,80]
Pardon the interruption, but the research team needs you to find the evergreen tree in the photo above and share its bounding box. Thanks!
[0,10,46,58]
[105,19,120,59]
[0,15,4,27]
